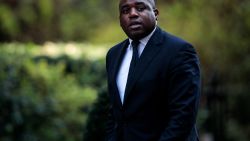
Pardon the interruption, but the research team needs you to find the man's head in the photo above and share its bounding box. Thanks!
[119,0,159,40]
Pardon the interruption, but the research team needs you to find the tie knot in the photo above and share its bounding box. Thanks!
[131,40,140,48]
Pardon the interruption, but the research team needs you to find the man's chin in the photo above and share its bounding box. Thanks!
[127,30,145,40]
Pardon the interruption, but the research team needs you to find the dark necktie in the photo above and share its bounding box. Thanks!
[127,40,140,85]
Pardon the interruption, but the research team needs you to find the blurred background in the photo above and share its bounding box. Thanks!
[0,0,249,141]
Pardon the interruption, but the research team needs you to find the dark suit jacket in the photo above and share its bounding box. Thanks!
[106,27,201,141]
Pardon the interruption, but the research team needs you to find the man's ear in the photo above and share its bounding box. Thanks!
[154,9,159,20]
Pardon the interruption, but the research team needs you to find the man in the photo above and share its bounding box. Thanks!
[105,0,201,140]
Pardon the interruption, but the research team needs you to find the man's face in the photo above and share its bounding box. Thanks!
[119,0,159,40]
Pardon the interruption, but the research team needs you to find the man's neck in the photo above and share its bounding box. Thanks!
[129,26,157,45]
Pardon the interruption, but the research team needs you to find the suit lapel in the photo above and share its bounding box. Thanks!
[110,39,129,108]
[123,27,163,105]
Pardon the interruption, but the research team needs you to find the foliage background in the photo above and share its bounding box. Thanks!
[0,0,250,141]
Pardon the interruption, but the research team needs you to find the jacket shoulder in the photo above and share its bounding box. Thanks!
[157,29,196,55]
[106,39,128,57]
[162,30,192,47]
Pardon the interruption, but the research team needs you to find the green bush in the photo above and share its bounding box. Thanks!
[0,43,106,141]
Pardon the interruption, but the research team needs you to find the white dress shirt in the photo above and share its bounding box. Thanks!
[116,27,156,104]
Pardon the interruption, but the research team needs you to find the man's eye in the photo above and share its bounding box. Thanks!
[121,8,130,14]
[137,6,145,12]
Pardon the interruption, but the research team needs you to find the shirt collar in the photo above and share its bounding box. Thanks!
[129,26,157,46]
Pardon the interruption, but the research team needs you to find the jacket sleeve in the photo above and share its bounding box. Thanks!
[159,43,201,141]
[105,105,115,141]
[105,49,115,141]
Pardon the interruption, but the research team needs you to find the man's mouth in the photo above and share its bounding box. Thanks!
[129,21,142,29]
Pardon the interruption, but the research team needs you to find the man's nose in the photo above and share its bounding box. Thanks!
[129,8,139,18]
